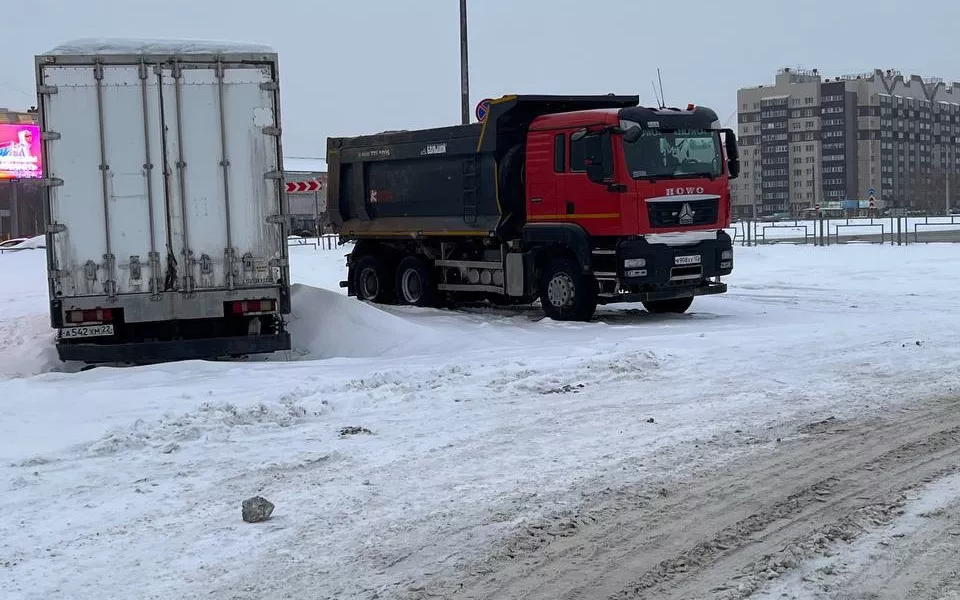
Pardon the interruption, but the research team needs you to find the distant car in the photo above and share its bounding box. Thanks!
[0,238,28,248]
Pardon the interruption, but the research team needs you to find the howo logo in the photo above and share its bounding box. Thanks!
[678,203,695,225]
[665,187,705,196]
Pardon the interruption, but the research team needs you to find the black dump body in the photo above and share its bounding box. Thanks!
[326,94,640,240]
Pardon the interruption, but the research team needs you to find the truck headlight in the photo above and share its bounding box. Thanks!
[624,258,646,268]
[626,269,647,278]
[721,250,733,260]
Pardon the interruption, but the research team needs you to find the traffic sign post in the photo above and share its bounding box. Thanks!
[475,98,491,123]
[285,180,323,194]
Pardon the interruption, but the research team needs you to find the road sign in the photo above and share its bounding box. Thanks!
[285,180,322,194]
[868,195,876,209]
[815,203,821,211]
[867,187,876,196]
[476,98,492,123]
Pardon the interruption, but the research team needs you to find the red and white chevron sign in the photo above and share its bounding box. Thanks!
[285,180,322,194]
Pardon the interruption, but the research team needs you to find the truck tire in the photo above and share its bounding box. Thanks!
[395,255,435,307]
[538,257,598,321]
[642,297,694,314]
[352,255,394,304]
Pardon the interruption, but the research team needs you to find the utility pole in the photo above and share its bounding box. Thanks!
[459,0,470,125]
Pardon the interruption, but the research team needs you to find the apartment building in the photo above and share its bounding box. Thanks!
[734,68,960,218]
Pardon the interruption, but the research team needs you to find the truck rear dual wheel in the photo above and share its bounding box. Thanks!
[539,257,598,321]
[352,255,395,304]
[394,255,435,307]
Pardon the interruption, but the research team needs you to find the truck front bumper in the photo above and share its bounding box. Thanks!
[598,230,733,304]
[56,332,292,364]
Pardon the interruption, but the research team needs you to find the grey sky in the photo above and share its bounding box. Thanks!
[2,0,957,158]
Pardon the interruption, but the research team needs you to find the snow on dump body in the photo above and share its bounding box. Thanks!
[41,37,275,56]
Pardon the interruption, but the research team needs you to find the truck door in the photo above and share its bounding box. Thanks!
[558,130,622,235]
[158,61,283,294]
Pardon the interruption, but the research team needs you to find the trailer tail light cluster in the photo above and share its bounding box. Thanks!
[65,308,115,324]
[230,299,277,315]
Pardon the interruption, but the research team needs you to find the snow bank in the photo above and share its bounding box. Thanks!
[43,38,275,56]
[287,284,438,359]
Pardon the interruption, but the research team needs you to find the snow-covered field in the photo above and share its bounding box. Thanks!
[2,241,960,599]
[730,216,960,242]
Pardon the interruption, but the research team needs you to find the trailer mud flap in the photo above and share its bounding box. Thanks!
[56,332,291,364]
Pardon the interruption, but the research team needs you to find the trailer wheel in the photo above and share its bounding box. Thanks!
[352,255,394,304]
[642,297,694,314]
[538,257,598,321]
[395,255,435,307]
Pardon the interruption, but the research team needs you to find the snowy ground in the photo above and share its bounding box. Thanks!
[2,241,960,599]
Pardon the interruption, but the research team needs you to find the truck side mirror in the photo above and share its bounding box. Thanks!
[723,128,740,179]
[623,127,642,143]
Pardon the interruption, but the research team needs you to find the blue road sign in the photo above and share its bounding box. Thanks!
[867,187,876,196]
[476,98,492,123]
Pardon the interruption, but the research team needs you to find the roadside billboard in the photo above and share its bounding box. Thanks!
[0,124,42,180]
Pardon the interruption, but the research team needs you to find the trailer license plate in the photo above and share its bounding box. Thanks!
[60,324,114,339]
[674,254,701,266]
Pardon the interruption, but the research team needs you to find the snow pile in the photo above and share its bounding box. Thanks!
[286,283,440,359]
[0,250,61,379]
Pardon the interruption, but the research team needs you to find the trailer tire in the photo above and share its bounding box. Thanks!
[352,255,394,304]
[642,297,694,314]
[538,257,598,321]
[395,255,435,307]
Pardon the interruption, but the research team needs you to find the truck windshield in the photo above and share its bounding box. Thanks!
[623,129,722,180]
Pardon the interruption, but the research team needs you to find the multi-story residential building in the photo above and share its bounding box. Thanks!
[734,68,960,218]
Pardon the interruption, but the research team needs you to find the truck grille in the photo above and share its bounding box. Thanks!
[647,198,719,228]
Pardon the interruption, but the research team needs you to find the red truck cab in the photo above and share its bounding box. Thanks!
[525,105,735,236]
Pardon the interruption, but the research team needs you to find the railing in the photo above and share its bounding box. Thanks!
[287,233,340,250]
[732,215,960,246]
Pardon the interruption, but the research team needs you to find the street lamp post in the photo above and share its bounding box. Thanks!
[459,0,470,125]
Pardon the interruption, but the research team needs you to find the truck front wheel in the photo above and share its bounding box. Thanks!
[642,297,693,314]
[395,255,435,307]
[352,255,394,304]
[539,257,598,321]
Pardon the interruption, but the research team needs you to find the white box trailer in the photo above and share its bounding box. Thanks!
[35,38,292,364]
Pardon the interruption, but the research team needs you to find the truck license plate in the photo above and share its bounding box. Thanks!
[674,254,701,266]
[60,324,114,339]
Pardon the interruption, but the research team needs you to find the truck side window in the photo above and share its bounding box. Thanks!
[553,134,565,173]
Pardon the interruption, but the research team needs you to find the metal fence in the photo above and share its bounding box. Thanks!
[729,215,960,247]
[287,233,340,250]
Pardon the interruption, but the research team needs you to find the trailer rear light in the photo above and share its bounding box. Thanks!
[230,299,277,315]
[65,308,114,323]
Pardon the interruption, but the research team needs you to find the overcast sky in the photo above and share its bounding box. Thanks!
[2,0,958,158]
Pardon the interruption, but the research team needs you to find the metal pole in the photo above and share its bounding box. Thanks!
[10,180,20,238]
[459,0,470,125]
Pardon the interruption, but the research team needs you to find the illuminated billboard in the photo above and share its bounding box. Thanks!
[0,123,42,180]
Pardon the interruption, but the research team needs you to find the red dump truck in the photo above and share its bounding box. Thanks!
[327,94,739,321]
